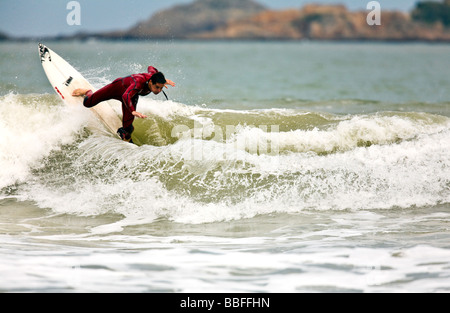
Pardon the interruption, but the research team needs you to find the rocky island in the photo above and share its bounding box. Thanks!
[9,0,450,42]
[101,0,450,42]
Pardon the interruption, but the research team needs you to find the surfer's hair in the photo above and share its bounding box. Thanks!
[151,72,166,85]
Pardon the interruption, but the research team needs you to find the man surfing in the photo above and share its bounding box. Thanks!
[72,66,175,143]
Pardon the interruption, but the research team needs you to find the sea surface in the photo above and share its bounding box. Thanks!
[0,41,449,293]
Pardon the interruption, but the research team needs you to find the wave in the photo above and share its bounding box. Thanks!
[133,98,450,153]
[1,93,449,225]
[0,93,88,190]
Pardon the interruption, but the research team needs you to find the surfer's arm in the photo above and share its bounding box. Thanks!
[124,86,150,120]
[132,111,148,119]
[122,88,147,119]
[148,66,175,89]
[122,79,140,113]
[125,77,151,119]
[165,79,176,88]
[148,66,158,75]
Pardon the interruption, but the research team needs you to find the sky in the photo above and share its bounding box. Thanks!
[0,0,422,38]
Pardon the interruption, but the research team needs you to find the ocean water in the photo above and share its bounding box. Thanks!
[0,41,449,293]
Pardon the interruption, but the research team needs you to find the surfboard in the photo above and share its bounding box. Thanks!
[38,43,122,138]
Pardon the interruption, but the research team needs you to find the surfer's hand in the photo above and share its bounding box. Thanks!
[165,80,176,88]
[132,111,148,119]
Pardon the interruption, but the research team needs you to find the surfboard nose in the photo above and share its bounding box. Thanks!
[38,43,51,63]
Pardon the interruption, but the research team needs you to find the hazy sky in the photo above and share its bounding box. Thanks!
[0,0,421,38]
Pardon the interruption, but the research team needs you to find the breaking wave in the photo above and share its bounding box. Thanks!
[1,93,449,227]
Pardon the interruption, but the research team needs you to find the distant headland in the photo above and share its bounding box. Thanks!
[3,0,450,42]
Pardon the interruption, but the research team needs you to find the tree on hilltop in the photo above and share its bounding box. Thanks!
[412,0,450,26]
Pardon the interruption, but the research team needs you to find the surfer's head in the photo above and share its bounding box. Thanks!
[149,72,167,95]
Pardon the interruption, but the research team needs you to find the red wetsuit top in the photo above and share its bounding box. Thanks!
[84,66,159,130]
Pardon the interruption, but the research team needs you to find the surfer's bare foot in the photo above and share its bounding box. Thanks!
[72,88,90,97]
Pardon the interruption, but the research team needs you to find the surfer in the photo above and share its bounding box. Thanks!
[72,66,175,143]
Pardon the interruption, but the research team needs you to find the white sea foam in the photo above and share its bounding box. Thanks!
[1,233,449,292]
[0,93,88,190]
[19,121,450,226]
[2,94,449,226]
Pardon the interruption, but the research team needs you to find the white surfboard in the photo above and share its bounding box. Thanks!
[38,43,122,138]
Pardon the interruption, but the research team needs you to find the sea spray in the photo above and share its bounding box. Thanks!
[7,95,448,224]
[0,93,87,189]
